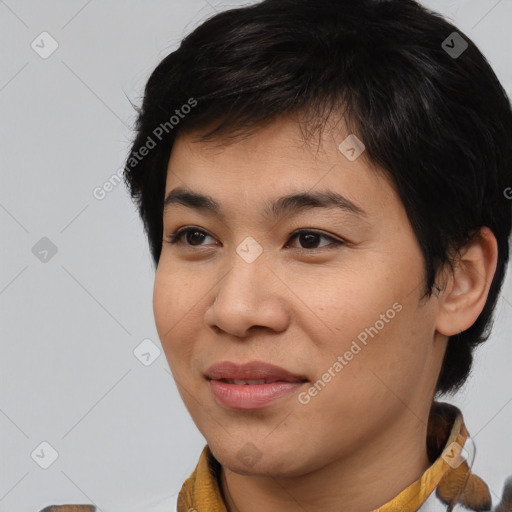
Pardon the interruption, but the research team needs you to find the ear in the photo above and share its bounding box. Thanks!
[436,227,498,337]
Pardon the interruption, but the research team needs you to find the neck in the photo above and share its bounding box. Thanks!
[220,409,431,512]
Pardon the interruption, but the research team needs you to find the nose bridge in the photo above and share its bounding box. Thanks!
[219,242,270,303]
[208,243,289,336]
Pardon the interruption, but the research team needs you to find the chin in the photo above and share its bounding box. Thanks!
[212,441,314,478]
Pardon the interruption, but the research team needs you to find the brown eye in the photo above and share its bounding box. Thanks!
[165,227,217,247]
[287,229,344,250]
[184,229,207,246]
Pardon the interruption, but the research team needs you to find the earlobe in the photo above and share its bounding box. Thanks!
[435,227,498,337]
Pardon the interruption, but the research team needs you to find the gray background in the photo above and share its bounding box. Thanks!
[1,1,511,511]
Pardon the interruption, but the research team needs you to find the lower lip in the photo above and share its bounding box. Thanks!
[209,380,306,410]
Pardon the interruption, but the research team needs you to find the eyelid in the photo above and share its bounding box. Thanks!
[288,227,344,242]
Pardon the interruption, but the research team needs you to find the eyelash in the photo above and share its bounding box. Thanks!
[163,226,345,251]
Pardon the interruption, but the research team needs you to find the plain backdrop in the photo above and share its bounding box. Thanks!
[1,1,511,511]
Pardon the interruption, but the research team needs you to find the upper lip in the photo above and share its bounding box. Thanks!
[205,361,308,382]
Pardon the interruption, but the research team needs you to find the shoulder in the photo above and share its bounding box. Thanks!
[38,506,96,512]
[37,495,179,512]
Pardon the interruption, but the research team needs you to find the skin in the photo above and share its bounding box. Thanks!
[153,115,498,512]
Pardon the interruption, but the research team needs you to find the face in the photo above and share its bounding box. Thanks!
[153,116,447,477]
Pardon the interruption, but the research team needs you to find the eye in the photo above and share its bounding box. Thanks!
[286,229,344,250]
[164,227,217,247]
[164,227,344,250]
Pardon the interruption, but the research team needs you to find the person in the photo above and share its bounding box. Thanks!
[40,0,512,510]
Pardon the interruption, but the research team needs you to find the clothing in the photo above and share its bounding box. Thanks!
[38,401,512,512]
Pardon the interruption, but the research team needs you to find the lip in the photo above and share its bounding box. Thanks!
[205,361,308,410]
[205,360,307,382]
[209,380,306,410]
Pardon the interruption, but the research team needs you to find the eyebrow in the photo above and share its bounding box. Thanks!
[163,186,368,222]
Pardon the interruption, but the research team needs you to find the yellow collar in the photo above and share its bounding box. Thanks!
[177,401,491,512]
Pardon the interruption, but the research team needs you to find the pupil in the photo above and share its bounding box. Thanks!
[300,233,318,248]
[187,230,204,245]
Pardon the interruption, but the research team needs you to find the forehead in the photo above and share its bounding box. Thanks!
[171,114,364,164]
[164,116,396,221]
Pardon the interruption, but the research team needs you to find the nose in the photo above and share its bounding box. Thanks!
[204,252,290,338]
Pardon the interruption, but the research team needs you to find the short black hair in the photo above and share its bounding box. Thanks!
[123,0,512,395]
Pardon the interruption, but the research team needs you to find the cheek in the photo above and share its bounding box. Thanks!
[287,263,395,343]
[293,261,428,381]
[152,264,194,350]
[153,274,190,387]
[153,262,216,373]
[340,300,432,404]
[153,268,175,338]
[153,259,204,326]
